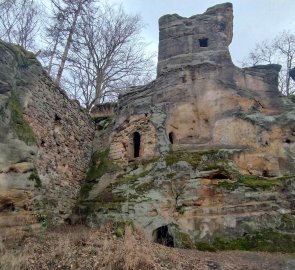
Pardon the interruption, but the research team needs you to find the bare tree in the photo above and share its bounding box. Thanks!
[41,15,66,76]
[0,0,41,50]
[275,32,295,96]
[242,31,295,95]
[0,0,155,109]
[43,0,93,85]
[68,3,155,108]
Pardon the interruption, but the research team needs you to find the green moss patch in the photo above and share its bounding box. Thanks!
[89,162,156,207]
[288,95,295,103]
[164,150,232,172]
[239,175,281,190]
[85,149,116,182]
[9,92,36,145]
[196,229,295,253]
[16,78,28,86]
[169,224,194,249]
[165,150,217,167]
[114,220,135,237]
[218,175,282,191]
[0,41,38,68]
[135,181,155,194]
[92,116,114,130]
[28,168,41,188]
[80,149,118,199]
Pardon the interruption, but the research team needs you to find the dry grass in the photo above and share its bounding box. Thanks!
[0,224,294,270]
[0,236,24,270]
[101,225,156,270]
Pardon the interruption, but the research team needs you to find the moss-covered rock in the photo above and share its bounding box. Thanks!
[9,92,36,145]
[0,41,39,69]
[86,149,116,181]
[170,224,194,249]
[80,149,118,199]
[217,174,288,191]
[196,228,295,253]
[28,168,41,188]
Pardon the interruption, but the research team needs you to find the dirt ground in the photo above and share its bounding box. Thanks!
[1,224,295,270]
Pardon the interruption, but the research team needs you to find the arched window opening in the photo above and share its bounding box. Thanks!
[169,132,174,144]
[153,225,174,247]
[133,132,141,158]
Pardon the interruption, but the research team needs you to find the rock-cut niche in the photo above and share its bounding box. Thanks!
[133,131,141,158]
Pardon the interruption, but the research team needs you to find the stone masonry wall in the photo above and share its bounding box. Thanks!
[0,41,94,238]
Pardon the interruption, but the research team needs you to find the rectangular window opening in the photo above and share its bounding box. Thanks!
[199,38,208,47]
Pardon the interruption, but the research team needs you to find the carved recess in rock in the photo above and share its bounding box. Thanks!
[110,115,157,165]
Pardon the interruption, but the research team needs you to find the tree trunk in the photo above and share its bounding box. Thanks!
[55,1,83,86]
[286,56,292,96]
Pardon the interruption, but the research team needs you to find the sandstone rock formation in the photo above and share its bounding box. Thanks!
[0,41,94,237]
[76,3,295,248]
[1,2,294,252]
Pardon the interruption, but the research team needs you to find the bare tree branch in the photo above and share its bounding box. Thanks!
[242,31,295,95]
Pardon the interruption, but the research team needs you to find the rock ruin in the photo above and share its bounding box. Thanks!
[0,2,295,249]
[77,2,295,246]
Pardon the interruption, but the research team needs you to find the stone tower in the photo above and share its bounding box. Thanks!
[157,2,233,74]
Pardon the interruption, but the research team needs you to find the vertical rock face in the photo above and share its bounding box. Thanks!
[77,3,295,248]
[0,41,94,236]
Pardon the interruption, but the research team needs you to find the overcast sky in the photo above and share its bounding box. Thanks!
[109,0,295,66]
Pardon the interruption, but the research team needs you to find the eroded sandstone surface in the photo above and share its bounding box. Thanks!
[0,41,94,236]
[76,3,295,248]
[0,2,294,252]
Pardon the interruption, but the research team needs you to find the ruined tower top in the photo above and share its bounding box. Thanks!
[157,2,233,75]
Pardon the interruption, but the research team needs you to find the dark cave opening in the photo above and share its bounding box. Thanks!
[209,171,229,179]
[153,225,174,247]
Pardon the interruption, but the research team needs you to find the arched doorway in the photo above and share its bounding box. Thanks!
[152,225,174,247]
[133,132,141,158]
[168,132,174,144]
